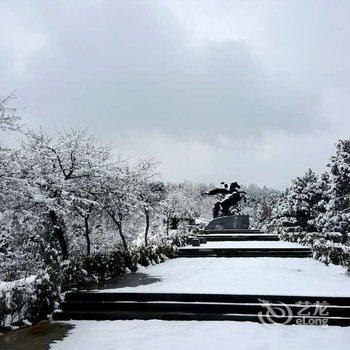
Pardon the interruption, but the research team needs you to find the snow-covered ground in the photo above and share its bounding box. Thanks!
[50,320,350,350]
[182,241,306,249]
[97,257,350,296]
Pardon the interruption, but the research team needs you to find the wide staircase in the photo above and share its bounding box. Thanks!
[54,291,350,326]
[53,226,349,326]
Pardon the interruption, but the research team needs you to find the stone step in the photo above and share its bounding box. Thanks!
[64,292,350,306]
[176,247,312,258]
[198,234,279,241]
[58,301,350,318]
[54,292,350,326]
[204,229,262,234]
[53,311,350,326]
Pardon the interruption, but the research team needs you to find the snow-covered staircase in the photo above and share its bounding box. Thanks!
[178,228,312,257]
[53,292,350,326]
[176,247,312,258]
[53,227,347,326]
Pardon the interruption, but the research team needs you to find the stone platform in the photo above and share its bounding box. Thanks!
[198,233,279,241]
[205,215,249,230]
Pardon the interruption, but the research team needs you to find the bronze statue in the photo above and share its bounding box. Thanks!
[203,181,246,218]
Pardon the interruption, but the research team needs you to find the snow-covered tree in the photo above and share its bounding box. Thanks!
[316,139,350,240]
[0,95,28,279]
[0,93,21,132]
[19,128,114,259]
[138,181,166,246]
[100,159,157,251]
[251,193,280,230]
[241,184,280,229]
[287,169,326,230]
[160,182,211,233]
[268,169,328,232]
[60,131,112,256]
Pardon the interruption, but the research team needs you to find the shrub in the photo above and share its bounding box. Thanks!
[0,273,58,331]
[0,232,189,331]
[278,228,349,269]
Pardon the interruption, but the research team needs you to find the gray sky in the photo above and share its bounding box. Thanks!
[1,0,350,189]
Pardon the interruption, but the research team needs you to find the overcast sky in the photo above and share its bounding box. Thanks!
[1,0,350,189]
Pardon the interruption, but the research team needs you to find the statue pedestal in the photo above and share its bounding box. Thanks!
[204,215,249,230]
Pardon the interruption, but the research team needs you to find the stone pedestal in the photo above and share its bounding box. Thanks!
[204,215,249,230]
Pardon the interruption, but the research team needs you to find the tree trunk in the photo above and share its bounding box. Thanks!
[116,222,128,251]
[49,210,69,260]
[108,212,128,251]
[144,211,150,246]
[84,216,91,256]
[340,221,348,244]
[166,215,170,236]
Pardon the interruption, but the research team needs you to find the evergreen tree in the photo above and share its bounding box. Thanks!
[270,169,327,232]
[317,139,350,241]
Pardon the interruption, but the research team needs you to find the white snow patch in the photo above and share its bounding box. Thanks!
[0,275,37,291]
[50,320,350,350]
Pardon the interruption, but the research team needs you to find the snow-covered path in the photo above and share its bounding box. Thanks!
[96,257,350,296]
[94,240,350,296]
[50,320,350,350]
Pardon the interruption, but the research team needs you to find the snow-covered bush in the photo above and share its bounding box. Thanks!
[278,228,349,268]
[0,230,190,331]
[312,241,350,267]
[278,229,342,245]
[0,273,58,331]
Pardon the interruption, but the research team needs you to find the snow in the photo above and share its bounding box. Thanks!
[195,217,209,225]
[50,320,350,350]
[0,275,37,292]
[183,241,306,249]
[97,257,350,296]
